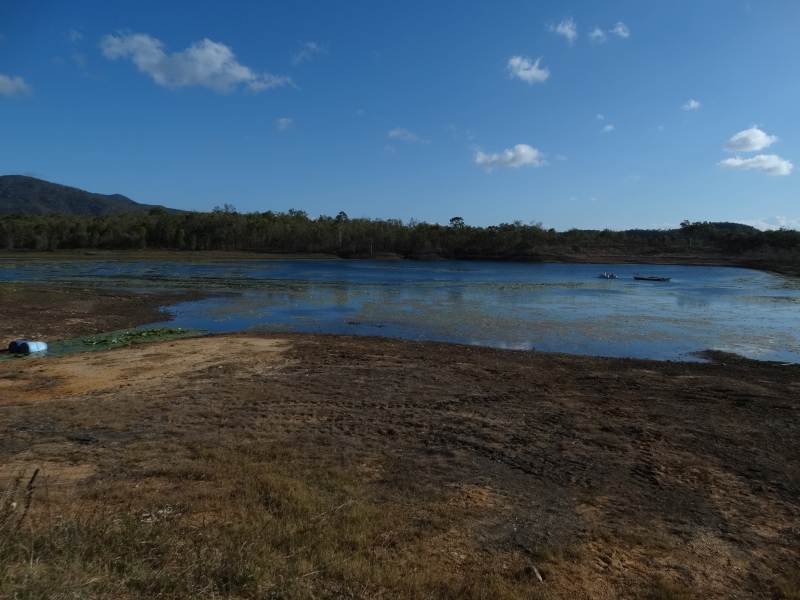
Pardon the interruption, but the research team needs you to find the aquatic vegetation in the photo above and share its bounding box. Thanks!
[0,327,203,361]
[81,327,194,348]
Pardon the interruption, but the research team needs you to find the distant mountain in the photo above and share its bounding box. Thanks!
[0,175,173,216]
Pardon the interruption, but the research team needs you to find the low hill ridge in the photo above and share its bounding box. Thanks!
[0,175,171,216]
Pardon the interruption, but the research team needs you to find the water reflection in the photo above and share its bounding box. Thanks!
[1,258,799,362]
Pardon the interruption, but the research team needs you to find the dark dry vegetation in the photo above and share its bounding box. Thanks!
[2,175,799,274]
[0,286,799,598]
[2,202,800,275]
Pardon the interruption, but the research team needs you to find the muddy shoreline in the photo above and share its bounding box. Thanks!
[2,249,798,277]
[0,283,204,342]
[0,284,798,598]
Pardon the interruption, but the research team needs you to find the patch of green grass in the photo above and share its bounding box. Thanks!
[0,327,204,362]
[80,327,197,348]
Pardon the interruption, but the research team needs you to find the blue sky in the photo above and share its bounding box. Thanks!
[1,1,798,230]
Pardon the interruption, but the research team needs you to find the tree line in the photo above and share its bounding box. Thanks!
[1,208,798,262]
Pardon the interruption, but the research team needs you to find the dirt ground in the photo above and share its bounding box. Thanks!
[0,285,799,598]
[0,284,201,342]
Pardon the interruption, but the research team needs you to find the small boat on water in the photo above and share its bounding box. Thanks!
[598,272,618,279]
[633,275,671,282]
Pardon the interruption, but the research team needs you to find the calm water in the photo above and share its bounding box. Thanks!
[2,258,799,361]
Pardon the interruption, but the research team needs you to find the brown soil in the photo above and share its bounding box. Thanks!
[0,283,201,342]
[0,288,799,598]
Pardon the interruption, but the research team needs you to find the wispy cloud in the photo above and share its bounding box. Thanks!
[682,98,701,111]
[549,18,577,45]
[724,126,778,152]
[596,113,605,121]
[506,56,549,84]
[274,117,294,131]
[292,41,325,65]
[388,128,429,143]
[72,52,88,69]
[0,73,31,96]
[101,33,292,93]
[588,27,607,43]
[602,123,615,133]
[447,124,476,142]
[474,144,546,171]
[610,22,630,38]
[741,216,800,231]
[719,154,793,176]
[68,29,83,43]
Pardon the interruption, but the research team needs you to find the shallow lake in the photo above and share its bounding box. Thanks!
[2,258,800,362]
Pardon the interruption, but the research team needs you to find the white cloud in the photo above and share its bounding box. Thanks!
[0,73,31,96]
[741,216,800,231]
[274,117,294,131]
[719,154,793,176]
[68,29,83,43]
[101,33,292,93]
[589,27,607,43]
[388,128,429,143]
[724,126,778,152]
[589,23,629,42]
[550,18,577,45]
[507,56,549,84]
[682,98,701,111]
[474,144,546,171]
[610,22,630,38]
[292,41,324,65]
[596,113,605,121]
[602,123,615,133]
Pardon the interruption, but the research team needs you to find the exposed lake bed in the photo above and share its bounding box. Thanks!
[1,282,799,598]
[2,255,799,362]
[1,257,799,598]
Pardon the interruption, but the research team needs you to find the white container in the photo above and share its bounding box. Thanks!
[22,341,48,353]
[8,340,48,354]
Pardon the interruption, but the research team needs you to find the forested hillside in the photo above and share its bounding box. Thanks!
[1,208,799,272]
[0,175,169,216]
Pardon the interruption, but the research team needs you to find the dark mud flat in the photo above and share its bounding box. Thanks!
[0,287,798,598]
[0,283,203,341]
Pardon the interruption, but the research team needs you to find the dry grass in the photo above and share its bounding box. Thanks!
[0,444,546,599]
[2,331,799,598]
[777,574,800,600]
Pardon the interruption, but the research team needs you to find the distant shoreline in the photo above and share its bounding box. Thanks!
[0,248,798,277]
